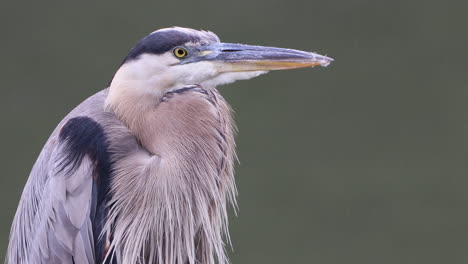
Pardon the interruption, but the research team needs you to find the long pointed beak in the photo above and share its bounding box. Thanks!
[188,43,333,72]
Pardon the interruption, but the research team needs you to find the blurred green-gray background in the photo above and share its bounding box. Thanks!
[1,0,467,263]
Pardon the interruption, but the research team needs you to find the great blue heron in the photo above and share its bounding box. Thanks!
[6,27,333,264]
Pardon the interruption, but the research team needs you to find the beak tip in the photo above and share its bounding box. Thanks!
[318,55,334,67]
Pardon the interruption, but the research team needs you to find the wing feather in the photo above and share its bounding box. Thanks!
[6,91,112,264]
[29,144,96,263]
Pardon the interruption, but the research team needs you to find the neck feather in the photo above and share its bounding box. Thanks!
[104,82,237,264]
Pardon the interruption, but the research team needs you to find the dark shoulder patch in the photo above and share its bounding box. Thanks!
[59,116,111,177]
[58,116,114,262]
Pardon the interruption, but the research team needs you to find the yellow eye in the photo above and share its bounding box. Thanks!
[173,47,188,58]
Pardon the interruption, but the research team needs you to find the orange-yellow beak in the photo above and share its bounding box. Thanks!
[185,42,333,72]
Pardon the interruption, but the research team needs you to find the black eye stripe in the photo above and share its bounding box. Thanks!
[123,29,214,62]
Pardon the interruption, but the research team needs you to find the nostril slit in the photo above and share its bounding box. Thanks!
[222,49,242,52]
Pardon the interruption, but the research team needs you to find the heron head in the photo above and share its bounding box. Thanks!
[109,27,333,96]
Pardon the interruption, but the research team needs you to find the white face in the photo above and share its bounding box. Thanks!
[111,52,267,96]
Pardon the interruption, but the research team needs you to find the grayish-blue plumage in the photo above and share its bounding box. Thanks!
[6,27,332,264]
